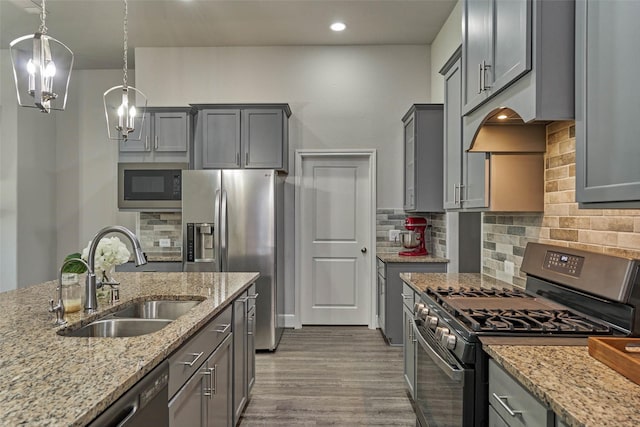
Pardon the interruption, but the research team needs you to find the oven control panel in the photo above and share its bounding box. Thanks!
[544,251,584,277]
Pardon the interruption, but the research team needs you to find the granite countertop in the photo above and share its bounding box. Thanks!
[399,272,513,294]
[0,271,258,426]
[399,272,640,426]
[485,345,640,427]
[377,253,449,263]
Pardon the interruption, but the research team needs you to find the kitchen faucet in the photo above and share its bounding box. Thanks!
[84,225,147,313]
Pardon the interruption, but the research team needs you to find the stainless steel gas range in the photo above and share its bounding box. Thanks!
[411,242,640,427]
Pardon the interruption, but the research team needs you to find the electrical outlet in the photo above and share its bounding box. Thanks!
[159,238,171,248]
[504,260,515,275]
[388,230,401,242]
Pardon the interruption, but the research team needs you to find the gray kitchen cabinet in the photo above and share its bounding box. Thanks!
[462,0,532,114]
[247,284,256,393]
[575,0,640,207]
[192,104,291,173]
[168,304,233,427]
[232,284,257,425]
[443,46,545,212]
[205,335,233,427]
[119,107,192,163]
[377,259,386,333]
[489,358,554,427]
[402,104,444,213]
[378,257,447,346]
[402,282,417,399]
[442,48,490,210]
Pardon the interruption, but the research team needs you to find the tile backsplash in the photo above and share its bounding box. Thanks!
[376,209,446,258]
[139,212,182,254]
[483,121,640,287]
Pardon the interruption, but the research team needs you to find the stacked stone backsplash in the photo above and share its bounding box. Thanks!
[376,209,446,258]
[139,212,182,254]
[483,121,640,288]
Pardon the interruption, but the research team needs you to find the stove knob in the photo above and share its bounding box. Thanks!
[417,307,430,320]
[426,315,438,329]
[414,302,425,312]
[435,326,449,340]
[442,333,457,350]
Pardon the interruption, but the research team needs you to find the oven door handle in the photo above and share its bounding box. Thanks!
[413,323,464,382]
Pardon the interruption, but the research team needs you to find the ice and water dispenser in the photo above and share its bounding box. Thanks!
[186,223,215,263]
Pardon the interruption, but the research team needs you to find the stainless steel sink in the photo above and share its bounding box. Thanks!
[112,300,203,320]
[58,299,204,338]
[59,318,172,338]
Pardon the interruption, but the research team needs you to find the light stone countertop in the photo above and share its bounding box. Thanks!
[376,253,449,264]
[0,271,258,426]
[484,345,640,427]
[399,273,640,427]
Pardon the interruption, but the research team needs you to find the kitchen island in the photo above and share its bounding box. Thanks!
[0,271,258,426]
[400,273,640,427]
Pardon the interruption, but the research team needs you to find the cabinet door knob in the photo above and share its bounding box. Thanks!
[361,247,367,253]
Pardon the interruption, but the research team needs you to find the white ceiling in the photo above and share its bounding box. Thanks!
[0,0,457,69]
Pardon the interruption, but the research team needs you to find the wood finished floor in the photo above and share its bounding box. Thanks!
[238,326,416,426]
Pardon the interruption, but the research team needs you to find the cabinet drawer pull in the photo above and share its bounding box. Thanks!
[145,136,150,151]
[454,184,459,205]
[154,135,159,150]
[401,293,413,299]
[247,293,259,300]
[180,352,204,367]
[478,62,483,94]
[236,152,240,166]
[492,393,522,417]
[214,323,231,334]
[458,184,466,202]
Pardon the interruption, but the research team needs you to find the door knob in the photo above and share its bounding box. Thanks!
[361,247,367,253]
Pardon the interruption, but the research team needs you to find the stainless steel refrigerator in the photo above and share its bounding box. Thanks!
[182,169,285,351]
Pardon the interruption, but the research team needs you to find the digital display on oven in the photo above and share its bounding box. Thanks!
[544,251,584,277]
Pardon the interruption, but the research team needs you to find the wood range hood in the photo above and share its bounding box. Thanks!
[467,107,546,212]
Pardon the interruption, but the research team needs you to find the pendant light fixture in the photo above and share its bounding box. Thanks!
[103,0,147,141]
[9,0,74,113]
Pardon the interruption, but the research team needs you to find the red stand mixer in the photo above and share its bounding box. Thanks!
[398,216,429,256]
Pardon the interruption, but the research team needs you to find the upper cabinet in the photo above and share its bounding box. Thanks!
[402,104,444,213]
[575,0,640,208]
[461,0,574,153]
[192,104,291,173]
[119,107,193,163]
[462,0,531,114]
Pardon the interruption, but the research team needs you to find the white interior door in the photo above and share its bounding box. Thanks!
[299,154,372,325]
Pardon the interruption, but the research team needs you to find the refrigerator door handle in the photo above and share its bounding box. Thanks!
[214,189,221,272]
[221,190,228,272]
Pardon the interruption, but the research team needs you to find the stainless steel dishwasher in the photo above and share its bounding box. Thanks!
[88,361,169,427]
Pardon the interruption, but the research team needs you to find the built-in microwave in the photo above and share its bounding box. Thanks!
[118,163,188,211]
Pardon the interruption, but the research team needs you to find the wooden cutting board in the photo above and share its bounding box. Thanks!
[588,337,640,386]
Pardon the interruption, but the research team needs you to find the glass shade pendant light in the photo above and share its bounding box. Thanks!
[103,0,147,141]
[9,0,74,113]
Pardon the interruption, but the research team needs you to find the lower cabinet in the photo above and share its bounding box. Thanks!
[402,282,417,398]
[489,359,558,427]
[377,258,447,345]
[233,283,257,425]
[167,285,256,427]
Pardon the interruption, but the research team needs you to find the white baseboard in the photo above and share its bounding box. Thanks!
[284,313,299,329]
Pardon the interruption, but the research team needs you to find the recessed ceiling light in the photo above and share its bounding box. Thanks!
[330,22,346,32]
[497,114,508,120]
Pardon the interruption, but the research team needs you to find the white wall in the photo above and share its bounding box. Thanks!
[136,45,431,316]
[0,49,18,291]
[55,70,137,264]
[136,45,431,208]
[430,1,462,103]
[1,50,58,288]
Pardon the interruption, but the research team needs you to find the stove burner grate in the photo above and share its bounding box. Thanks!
[462,308,611,334]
